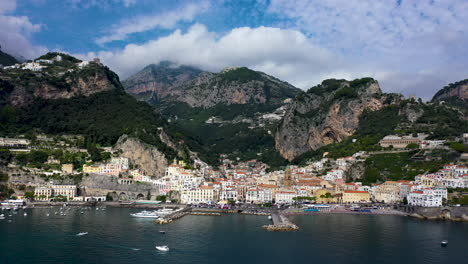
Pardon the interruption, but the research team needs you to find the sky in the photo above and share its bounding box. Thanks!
[0,0,467,99]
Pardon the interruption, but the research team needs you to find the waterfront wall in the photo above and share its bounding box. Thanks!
[406,206,468,221]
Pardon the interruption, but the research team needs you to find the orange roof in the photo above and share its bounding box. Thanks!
[344,190,369,194]
[257,184,277,188]
[200,186,214,190]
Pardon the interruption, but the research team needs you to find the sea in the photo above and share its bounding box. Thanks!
[1,207,467,264]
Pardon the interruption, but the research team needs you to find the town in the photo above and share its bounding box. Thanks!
[1,132,467,210]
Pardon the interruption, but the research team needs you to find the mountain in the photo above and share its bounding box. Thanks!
[280,78,468,164]
[0,50,18,67]
[275,78,403,161]
[163,67,300,108]
[124,64,301,166]
[0,52,192,170]
[122,61,203,102]
[431,79,468,115]
[432,79,468,102]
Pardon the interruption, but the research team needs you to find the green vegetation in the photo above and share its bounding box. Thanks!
[24,192,35,200]
[292,196,316,202]
[218,67,262,83]
[16,150,49,167]
[449,142,468,153]
[161,101,288,168]
[295,105,402,163]
[0,172,8,182]
[0,89,171,149]
[450,195,468,205]
[0,50,18,66]
[156,195,167,202]
[360,151,450,185]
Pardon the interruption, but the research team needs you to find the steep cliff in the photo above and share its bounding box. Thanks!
[114,135,169,177]
[122,61,203,102]
[167,67,300,108]
[275,78,401,161]
[432,79,468,102]
[2,53,120,107]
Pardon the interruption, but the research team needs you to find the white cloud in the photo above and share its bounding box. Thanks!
[0,0,47,59]
[95,1,210,44]
[67,0,138,9]
[79,24,360,90]
[265,0,468,98]
[0,0,16,13]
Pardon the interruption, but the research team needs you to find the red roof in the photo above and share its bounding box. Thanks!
[344,190,368,194]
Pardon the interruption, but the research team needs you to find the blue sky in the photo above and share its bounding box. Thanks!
[1,0,468,98]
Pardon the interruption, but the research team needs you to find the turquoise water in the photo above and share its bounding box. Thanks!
[1,207,467,264]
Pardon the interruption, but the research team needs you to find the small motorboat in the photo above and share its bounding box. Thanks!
[76,232,88,236]
[268,215,272,220]
[155,245,169,251]
[159,231,166,234]
[46,213,50,216]
[23,213,27,216]
[441,240,448,247]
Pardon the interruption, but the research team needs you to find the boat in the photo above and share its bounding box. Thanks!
[46,213,50,216]
[159,231,166,234]
[130,211,161,218]
[23,213,27,216]
[155,245,169,251]
[441,240,448,247]
[76,232,88,236]
[268,215,272,220]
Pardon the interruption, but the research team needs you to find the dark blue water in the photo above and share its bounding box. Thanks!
[1,207,467,264]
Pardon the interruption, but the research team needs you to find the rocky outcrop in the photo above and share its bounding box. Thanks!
[114,135,169,177]
[432,79,468,102]
[79,174,160,199]
[4,58,120,107]
[275,78,401,161]
[122,61,203,102]
[170,67,300,108]
[405,206,468,222]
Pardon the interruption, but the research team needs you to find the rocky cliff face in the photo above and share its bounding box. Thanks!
[114,135,169,177]
[2,53,120,107]
[432,79,468,102]
[169,67,300,108]
[122,61,203,102]
[275,78,397,161]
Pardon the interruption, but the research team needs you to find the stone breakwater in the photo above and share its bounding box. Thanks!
[263,212,299,232]
[154,207,191,224]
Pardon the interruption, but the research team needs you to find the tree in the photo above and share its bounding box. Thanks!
[156,195,167,202]
[403,197,408,205]
[406,143,419,149]
[24,192,35,200]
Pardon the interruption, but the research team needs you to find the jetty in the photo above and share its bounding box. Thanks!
[263,212,299,232]
[154,207,191,224]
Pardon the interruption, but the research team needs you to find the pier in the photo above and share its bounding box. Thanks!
[154,207,192,224]
[263,211,299,232]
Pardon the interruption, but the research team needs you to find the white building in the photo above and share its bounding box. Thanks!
[181,186,218,204]
[407,187,447,207]
[34,185,77,201]
[275,191,298,204]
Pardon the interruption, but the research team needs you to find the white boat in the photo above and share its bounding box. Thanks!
[130,210,160,218]
[155,245,169,251]
[24,213,27,216]
[76,232,88,236]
